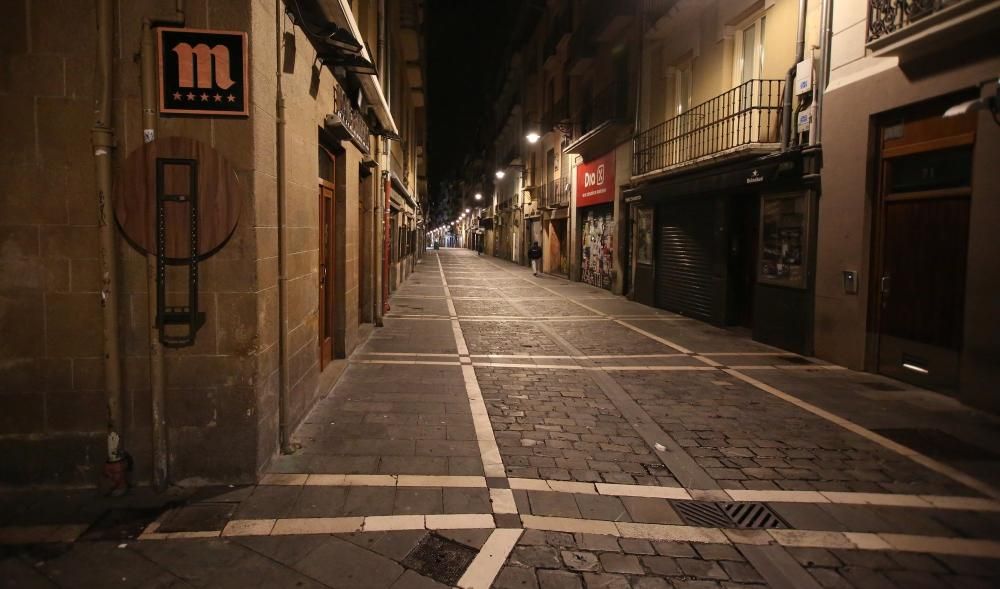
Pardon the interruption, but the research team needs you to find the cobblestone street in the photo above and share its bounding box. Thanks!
[3,249,1000,588]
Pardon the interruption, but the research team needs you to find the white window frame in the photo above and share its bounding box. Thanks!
[733,12,767,87]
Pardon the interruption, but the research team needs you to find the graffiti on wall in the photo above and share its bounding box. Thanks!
[581,208,614,289]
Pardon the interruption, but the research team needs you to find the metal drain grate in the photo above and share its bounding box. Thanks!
[672,501,787,529]
[401,533,477,586]
[720,502,787,529]
[672,501,732,528]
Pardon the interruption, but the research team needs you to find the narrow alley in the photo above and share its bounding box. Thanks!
[3,249,1000,588]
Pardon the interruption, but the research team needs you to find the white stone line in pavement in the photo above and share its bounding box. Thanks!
[505,476,1000,510]
[456,528,524,589]
[489,488,519,514]
[221,514,496,539]
[259,473,488,488]
[518,515,1000,558]
[724,369,1000,500]
[361,352,460,357]
[730,364,847,371]
[350,359,463,366]
[474,254,999,502]
[436,254,506,482]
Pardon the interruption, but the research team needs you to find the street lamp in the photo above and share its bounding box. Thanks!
[525,131,540,144]
[465,208,470,213]
[474,192,482,201]
[495,170,505,179]
[496,164,525,180]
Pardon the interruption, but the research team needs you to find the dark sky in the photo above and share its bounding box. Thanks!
[425,0,524,205]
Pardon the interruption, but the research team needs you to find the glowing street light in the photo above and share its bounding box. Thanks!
[525,131,540,144]
[474,192,482,201]
[495,170,505,179]
[465,208,470,213]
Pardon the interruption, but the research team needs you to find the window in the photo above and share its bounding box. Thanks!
[734,15,766,86]
[673,62,692,116]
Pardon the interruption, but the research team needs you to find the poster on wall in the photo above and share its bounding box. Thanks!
[758,193,809,288]
[636,208,653,265]
[581,208,615,290]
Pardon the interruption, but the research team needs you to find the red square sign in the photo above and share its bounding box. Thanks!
[575,151,616,208]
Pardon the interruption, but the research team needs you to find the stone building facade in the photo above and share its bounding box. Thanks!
[0,0,426,487]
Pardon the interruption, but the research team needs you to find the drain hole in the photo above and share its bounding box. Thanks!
[672,501,732,528]
[720,502,787,529]
[672,501,787,529]
[401,533,477,586]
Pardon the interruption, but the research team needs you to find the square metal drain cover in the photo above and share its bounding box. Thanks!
[401,533,477,586]
[871,428,1000,461]
[79,506,172,542]
[672,501,787,530]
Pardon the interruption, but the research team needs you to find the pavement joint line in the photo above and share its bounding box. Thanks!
[456,528,523,589]
[724,368,1000,500]
[436,253,507,484]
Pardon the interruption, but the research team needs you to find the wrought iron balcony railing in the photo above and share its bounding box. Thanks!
[574,82,630,141]
[633,79,784,176]
[867,0,966,42]
[332,82,371,154]
[535,178,571,209]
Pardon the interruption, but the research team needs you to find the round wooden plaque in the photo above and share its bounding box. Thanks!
[115,136,242,262]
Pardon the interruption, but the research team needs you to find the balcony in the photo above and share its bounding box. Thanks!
[633,79,784,177]
[866,0,1000,58]
[327,82,371,155]
[534,178,571,209]
[563,82,632,160]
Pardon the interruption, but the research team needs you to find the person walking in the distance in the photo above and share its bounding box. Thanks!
[528,241,542,276]
[477,239,484,256]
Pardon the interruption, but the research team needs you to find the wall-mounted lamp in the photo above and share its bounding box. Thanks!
[474,192,483,201]
[495,164,525,179]
[525,132,541,144]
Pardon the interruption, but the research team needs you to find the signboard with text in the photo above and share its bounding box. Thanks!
[575,151,616,208]
[158,27,249,117]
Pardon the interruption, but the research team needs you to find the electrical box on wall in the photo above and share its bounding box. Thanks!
[795,58,813,95]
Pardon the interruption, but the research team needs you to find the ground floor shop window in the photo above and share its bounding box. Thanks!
[758,192,809,288]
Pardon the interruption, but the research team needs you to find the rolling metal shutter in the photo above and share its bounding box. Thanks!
[655,200,714,322]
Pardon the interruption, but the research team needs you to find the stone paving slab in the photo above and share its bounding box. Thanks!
[478,366,675,487]
[621,319,779,354]
[460,320,566,355]
[545,321,686,356]
[359,318,458,354]
[610,370,970,496]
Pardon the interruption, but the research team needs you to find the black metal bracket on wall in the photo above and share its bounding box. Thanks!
[155,157,205,348]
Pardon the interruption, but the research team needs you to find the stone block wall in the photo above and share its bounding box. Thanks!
[0,0,260,486]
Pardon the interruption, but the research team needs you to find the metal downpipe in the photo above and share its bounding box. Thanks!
[93,0,126,491]
[141,0,185,491]
[276,0,293,454]
[813,0,834,146]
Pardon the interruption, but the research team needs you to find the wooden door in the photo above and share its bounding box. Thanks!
[319,182,335,370]
[874,146,973,392]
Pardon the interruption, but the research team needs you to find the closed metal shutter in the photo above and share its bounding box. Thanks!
[655,200,714,322]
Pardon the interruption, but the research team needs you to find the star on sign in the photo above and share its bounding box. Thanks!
[172,91,182,100]
[227,94,236,103]
[186,92,195,100]
[200,93,209,101]
[213,94,222,102]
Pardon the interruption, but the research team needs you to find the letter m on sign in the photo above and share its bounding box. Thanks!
[172,43,236,89]
[157,27,249,117]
